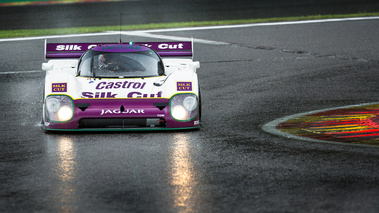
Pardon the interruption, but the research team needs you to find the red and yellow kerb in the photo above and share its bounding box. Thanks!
[277,104,379,146]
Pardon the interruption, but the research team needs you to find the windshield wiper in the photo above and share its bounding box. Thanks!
[153,74,170,86]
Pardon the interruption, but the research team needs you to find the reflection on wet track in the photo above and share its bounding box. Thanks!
[47,136,77,212]
[170,134,196,213]
[274,103,379,146]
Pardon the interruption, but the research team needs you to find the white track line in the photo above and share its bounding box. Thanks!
[0,70,43,75]
[1,16,378,42]
[0,31,119,42]
[118,31,230,45]
[140,16,379,33]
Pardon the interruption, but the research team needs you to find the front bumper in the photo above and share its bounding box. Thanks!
[42,97,200,131]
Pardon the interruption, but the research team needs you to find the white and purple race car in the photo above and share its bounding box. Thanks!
[41,41,201,131]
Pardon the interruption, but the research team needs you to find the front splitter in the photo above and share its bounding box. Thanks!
[42,126,200,132]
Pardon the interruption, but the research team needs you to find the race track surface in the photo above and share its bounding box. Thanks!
[1,0,379,30]
[1,1,379,213]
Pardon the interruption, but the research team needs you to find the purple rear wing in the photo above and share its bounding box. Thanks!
[44,40,193,59]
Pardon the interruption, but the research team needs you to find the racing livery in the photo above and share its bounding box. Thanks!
[42,40,201,131]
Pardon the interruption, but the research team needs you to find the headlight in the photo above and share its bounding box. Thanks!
[46,98,61,113]
[45,95,74,122]
[183,96,197,111]
[170,94,198,121]
[171,105,188,121]
[57,106,74,121]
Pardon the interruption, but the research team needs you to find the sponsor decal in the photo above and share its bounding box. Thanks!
[177,82,192,91]
[52,83,67,92]
[95,81,146,90]
[56,45,82,51]
[55,44,97,51]
[82,92,117,98]
[102,45,141,51]
[50,42,191,52]
[127,91,162,98]
[100,109,144,115]
[157,43,184,49]
[81,91,162,98]
[81,80,163,99]
[139,43,185,49]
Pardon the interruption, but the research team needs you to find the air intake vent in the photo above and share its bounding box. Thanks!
[79,118,166,129]
[153,102,168,111]
[75,103,91,111]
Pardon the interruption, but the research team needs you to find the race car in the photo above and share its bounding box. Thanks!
[41,40,201,131]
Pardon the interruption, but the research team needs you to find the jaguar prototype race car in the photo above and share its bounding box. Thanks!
[41,40,201,131]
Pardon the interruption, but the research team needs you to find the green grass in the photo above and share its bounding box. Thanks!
[1,12,378,38]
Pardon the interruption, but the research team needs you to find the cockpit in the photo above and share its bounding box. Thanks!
[78,47,164,78]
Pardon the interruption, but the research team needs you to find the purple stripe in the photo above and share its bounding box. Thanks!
[46,42,193,59]
[46,42,192,51]
[46,52,83,59]
[156,51,192,57]
[46,51,192,59]
[75,98,169,105]
[74,98,169,118]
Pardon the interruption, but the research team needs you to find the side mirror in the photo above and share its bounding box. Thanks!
[189,61,200,69]
[42,63,53,71]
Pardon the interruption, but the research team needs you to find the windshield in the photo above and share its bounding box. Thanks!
[78,49,164,78]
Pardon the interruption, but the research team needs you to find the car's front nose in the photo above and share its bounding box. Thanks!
[43,97,200,131]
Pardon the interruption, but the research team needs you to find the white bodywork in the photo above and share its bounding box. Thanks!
[43,58,200,100]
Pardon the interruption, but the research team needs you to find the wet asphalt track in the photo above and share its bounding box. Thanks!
[1,1,379,213]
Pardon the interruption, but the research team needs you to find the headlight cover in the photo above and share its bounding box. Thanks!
[45,95,74,122]
[170,94,198,121]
